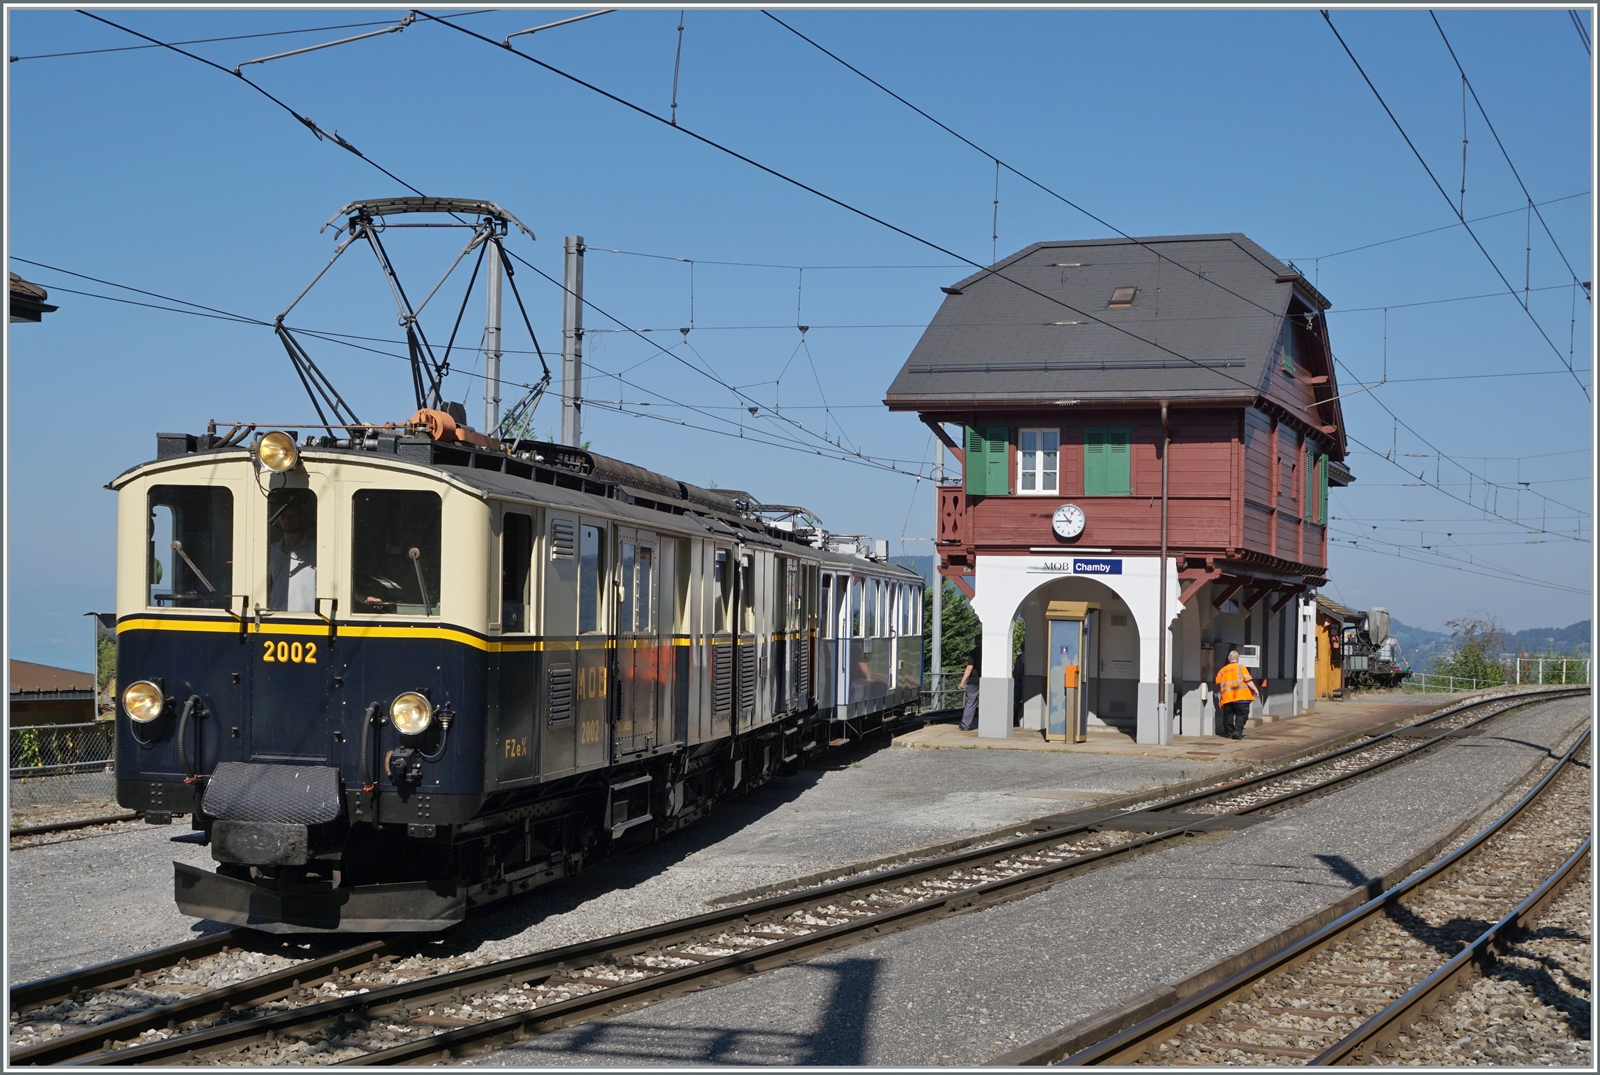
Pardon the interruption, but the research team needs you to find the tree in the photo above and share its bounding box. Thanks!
[1431,613,1508,688]
[923,580,980,683]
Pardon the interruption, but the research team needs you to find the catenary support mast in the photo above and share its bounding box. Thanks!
[561,235,585,446]
[931,437,944,704]
[483,236,503,432]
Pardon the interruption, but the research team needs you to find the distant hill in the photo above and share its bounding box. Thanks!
[1389,618,1450,667]
[1504,620,1590,656]
[1390,617,1590,665]
[891,554,935,586]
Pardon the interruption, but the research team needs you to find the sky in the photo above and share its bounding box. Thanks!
[5,4,1594,671]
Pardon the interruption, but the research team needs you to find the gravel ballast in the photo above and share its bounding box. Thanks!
[6,738,1225,985]
[463,695,1591,1067]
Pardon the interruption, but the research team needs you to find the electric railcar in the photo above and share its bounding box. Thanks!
[112,417,923,932]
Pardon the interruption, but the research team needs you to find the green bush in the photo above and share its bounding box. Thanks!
[96,636,117,692]
[1431,615,1508,688]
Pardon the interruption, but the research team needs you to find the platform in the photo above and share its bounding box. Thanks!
[893,689,1507,768]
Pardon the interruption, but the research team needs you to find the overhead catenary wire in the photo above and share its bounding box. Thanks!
[1321,10,1589,399]
[1291,191,1588,263]
[421,10,1304,409]
[1571,9,1592,55]
[78,10,427,197]
[18,255,936,475]
[7,16,419,61]
[1430,13,1587,294]
[423,8,1589,537]
[70,14,913,476]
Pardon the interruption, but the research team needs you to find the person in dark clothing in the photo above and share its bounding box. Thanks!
[958,636,983,731]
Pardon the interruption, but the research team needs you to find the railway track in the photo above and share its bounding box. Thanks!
[9,813,144,841]
[1004,724,1591,1067]
[7,685,1582,1067]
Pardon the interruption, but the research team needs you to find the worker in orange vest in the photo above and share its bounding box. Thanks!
[1214,647,1260,740]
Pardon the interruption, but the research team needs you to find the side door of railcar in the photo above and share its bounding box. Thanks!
[735,550,758,728]
[614,527,659,758]
[709,546,735,738]
[495,503,538,785]
[252,469,340,763]
[817,572,837,712]
[573,517,611,770]
[771,555,791,716]
[540,512,579,777]
[802,563,818,711]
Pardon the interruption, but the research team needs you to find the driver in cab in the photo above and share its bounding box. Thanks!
[267,498,316,612]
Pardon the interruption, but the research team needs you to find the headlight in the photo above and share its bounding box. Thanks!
[123,680,166,722]
[390,692,433,735]
[258,431,300,472]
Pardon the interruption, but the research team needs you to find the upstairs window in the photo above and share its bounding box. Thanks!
[148,486,233,610]
[963,426,1011,496]
[1279,317,1299,373]
[1019,429,1059,494]
[1084,426,1133,496]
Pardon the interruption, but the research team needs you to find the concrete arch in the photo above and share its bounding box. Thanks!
[1010,575,1139,735]
[966,554,1180,742]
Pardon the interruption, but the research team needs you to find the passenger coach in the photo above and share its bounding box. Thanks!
[112,417,923,931]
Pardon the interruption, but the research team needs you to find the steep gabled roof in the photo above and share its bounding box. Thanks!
[885,234,1327,407]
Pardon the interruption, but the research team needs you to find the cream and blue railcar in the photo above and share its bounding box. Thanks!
[111,427,922,931]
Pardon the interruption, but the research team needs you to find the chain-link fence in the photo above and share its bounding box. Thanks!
[10,722,117,813]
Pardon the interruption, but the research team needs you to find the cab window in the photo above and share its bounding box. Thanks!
[502,512,533,632]
[148,486,233,610]
[351,490,441,616]
[266,488,317,613]
[578,524,604,633]
[713,549,733,633]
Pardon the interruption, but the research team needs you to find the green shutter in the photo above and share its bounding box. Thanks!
[985,426,1010,495]
[1317,455,1329,524]
[964,426,988,495]
[1304,447,1316,523]
[1084,426,1131,496]
[963,426,1010,495]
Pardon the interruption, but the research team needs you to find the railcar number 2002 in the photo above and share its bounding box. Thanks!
[262,640,318,664]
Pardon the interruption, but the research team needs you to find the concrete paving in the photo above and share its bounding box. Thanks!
[466,694,1591,1067]
[896,689,1510,767]
[6,737,1229,985]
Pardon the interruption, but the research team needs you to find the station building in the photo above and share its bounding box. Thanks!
[886,234,1353,743]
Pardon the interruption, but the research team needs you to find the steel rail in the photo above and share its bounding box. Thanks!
[1126,685,1582,817]
[9,812,142,838]
[1041,724,1591,1066]
[12,686,1574,1066]
[8,932,241,1013]
[1312,835,1592,1065]
[54,688,1576,1067]
[7,941,389,1066]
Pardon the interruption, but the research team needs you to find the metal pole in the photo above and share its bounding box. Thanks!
[483,237,503,434]
[560,235,585,447]
[1157,401,1172,744]
[931,437,944,706]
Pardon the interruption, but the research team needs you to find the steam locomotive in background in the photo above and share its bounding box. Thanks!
[1337,605,1412,689]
